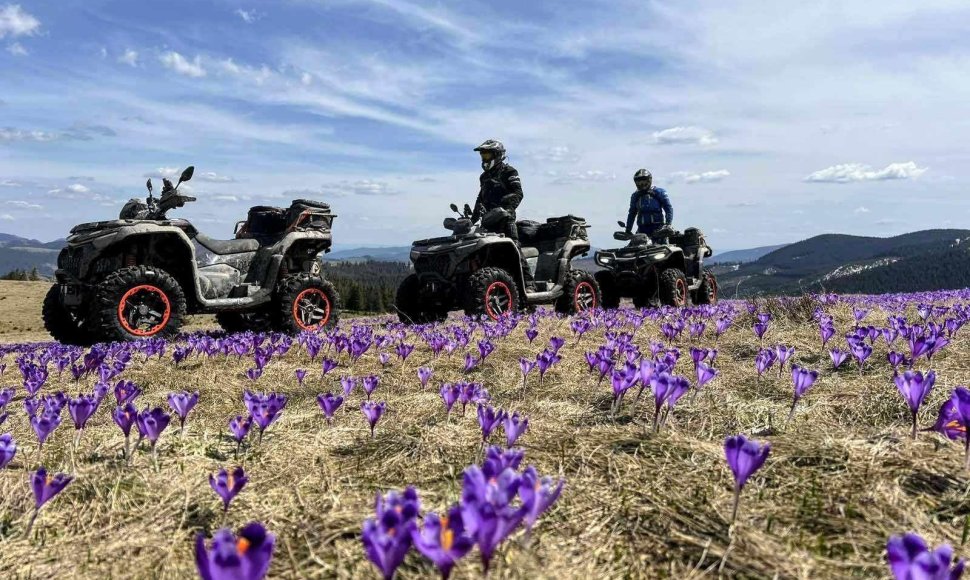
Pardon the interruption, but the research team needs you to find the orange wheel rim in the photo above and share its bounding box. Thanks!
[574,281,596,311]
[676,279,687,306]
[484,281,513,320]
[117,284,171,336]
[293,288,331,330]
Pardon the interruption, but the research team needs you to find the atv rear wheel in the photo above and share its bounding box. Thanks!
[694,268,718,305]
[594,270,620,310]
[276,273,340,334]
[395,274,448,325]
[91,266,187,342]
[216,309,274,335]
[659,268,689,308]
[464,267,519,320]
[556,270,601,315]
[43,285,91,345]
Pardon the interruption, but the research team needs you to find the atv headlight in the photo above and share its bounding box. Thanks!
[649,252,666,260]
[596,254,614,266]
[410,250,420,262]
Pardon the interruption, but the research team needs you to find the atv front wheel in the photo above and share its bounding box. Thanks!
[395,274,448,325]
[658,268,689,308]
[276,273,340,334]
[556,270,601,315]
[43,285,92,345]
[91,266,187,342]
[464,267,519,320]
[594,270,620,310]
[694,268,718,305]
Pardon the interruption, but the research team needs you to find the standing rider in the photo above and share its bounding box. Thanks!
[626,169,673,238]
[471,139,535,290]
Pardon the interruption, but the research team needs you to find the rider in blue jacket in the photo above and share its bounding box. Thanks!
[625,169,673,236]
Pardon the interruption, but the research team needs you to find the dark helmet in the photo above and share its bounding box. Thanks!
[474,139,506,171]
[634,168,652,190]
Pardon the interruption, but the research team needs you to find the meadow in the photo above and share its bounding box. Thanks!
[1,280,969,579]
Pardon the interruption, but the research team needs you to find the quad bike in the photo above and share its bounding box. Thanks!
[593,221,718,309]
[395,204,601,323]
[44,166,341,344]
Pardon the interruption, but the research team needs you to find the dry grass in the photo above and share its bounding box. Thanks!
[1,287,969,579]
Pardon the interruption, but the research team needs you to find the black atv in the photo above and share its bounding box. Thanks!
[395,205,601,323]
[44,166,341,344]
[593,221,718,309]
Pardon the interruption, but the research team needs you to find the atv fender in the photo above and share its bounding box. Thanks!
[467,239,528,293]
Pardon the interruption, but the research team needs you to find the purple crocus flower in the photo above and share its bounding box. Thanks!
[952,387,970,469]
[245,391,288,440]
[888,351,906,371]
[396,343,415,361]
[229,415,252,445]
[477,404,506,444]
[417,367,433,388]
[829,348,848,369]
[361,401,386,438]
[502,412,529,447]
[195,522,275,580]
[549,336,565,354]
[463,352,479,373]
[411,505,475,580]
[754,349,775,377]
[851,343,873,371]
[167,391,200,433]
[820,323,835,347]
[362,375,381,400]
[775,345,794,375]
[886,532,965,580]
[525,328,539,343]
[27,467,73,534]
[519,465,565,533]
[0,433,16,469]
[362,488,420,580]
[788,365,819,422]
[723,434,770,523]
[895,370,936,439]
[0,386,14,408]
[136,407,171,454]
[210,466,248,513]
[440,383,459,416]
[340,375,356,397]
[113,380,141,405]
[245,367,263,382]
[460,465,524,574]
[519,357,536,388]
[536,349,561,385]
[316,393,344,424]
[294,369,308,387]
[695,362,719,398]
[321,357,339,376]
[31,411,61,449]
[113,402,137,459]
[67,394,97,430]
[753,321,769,342]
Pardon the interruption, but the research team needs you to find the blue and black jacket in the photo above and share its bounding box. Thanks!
[626,187,673,234]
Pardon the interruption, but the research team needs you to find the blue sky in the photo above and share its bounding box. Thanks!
[1,0,969,251]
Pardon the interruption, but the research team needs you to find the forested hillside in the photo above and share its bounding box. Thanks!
[322,260,410,313]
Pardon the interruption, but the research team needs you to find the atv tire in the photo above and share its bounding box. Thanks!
[464,267,519,320]
[556,269,601,315]
[90,266,187,342]
[395,274,448,325]
[216,309,275,335]
[694,267,718,305]
[276,273,340,334]
[594,270,620,310]
[43,285,91,345]
[659,267,690,308]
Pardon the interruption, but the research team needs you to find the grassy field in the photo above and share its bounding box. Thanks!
[1,282,969,579]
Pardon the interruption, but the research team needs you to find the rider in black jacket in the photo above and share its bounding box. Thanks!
[471,140,534,289]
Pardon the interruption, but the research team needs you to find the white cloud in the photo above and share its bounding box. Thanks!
[159,51,206,78]
[0,4,40,38]
[144,167,180,179]
[0,213,14,220]
[853,206,870,214]
[4,200,41,209]
[66,183,90,194]
[211,194,239,202]
[236,9,260,23]
[653,126,718,146]
[300,72,313,86]
[669,169,730,184]
[0,127,59,142]
[99,46,107,59]
[0,179,22,187]
[524,145,581,164]
[197,171,235,183]
[804,162,928,183]
[321,179,398,196]
[6,41,26,56]
[219,59,272,84]
[547,170,616,185]
[118,48,138,66]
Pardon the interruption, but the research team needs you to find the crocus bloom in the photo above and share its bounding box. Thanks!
[460,465,524,574]
[724,435,770,523]
[519,357,536,388]
[362,401,386,438]
[294,369,308,386]
[321,357,339,376]
[195,522,276,580]
[753,321,769,341]
[340,375,356,397]
[31,412,61,448]
[417,367,433,388]
[136,407,171,449]
[775,345,794,374]
[788,365,819,422]
[28,467,73,534]
[411,505,475,580]
[362,375,380,399]
[113,380,141,405]
[829,348,848,369]
[503,412,529,447]
[952,387,970,469]
[886,532,965,580]
[0,433,16,469]
[525,328,539,343]
[696,362,719,393]
[519,465,565,533]
[229,415,252,444]
[68,394,97,430]
[316,393,343,423]
[210,467,248,512]
[246,392,287,439]
[440,384,459,416]
[477,404,506,444]
[167,391,199,433]
[894,370,936,439]
[362,488,420,580]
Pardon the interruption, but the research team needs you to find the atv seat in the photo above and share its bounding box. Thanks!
[520,247,540,260]
[195,233,260,255]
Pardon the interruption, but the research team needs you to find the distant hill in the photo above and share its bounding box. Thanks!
[326,246,412,263]
[0,234,65,277]
[706,244,788,265]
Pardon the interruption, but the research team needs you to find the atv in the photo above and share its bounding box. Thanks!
[593,221,718,309]
[44,166,341,344]
[395,204,601,323]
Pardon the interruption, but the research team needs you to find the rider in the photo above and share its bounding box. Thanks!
[471,139,534,290]
[625,169,673,238]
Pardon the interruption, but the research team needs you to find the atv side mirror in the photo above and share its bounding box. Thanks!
[146,179,153,194]
[449,203,460,214]
[177,166,195,187]
[616,220,625,228]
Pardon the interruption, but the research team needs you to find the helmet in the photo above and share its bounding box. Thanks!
[634,169,652,190]
[474,139,507,171]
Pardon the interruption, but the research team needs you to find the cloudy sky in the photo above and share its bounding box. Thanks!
[0,1,967,251]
